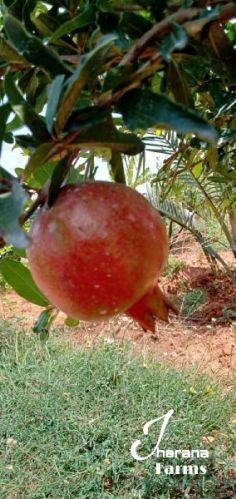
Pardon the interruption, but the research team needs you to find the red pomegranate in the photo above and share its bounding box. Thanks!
[27,181,177,331]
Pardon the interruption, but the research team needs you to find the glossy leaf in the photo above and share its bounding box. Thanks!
[49,6,95,42]
[121,12,153,39]
[23,143,54,180]
[48,156,69,207]
[55,34,117,134]
[66,107,110,132]
[73,121,144,155]
[0,181,30,248]
[4,14,70,77]
[0,103,11,155]
[0,258,49,306]
[0,34,28,64]
[110,152,126,184]
[4,73,49,142]
[46,74,65,134]
[33,161,57,188]
[117,89,218,144]
[32,307,58,335]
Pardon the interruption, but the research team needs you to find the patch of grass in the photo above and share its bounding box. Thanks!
[164,255,186,278]
[0,322,235,498]
[181,289,207,319]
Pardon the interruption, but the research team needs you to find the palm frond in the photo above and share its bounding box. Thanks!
[148,187,236,281]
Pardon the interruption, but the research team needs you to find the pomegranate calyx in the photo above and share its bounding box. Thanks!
[126,284,178,333]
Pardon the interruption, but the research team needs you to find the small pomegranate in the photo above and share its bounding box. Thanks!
[27,181,177,331]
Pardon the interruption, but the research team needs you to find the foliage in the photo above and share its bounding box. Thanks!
[163,254,186,278]
[146,130,236,265]
[0,0,235,308]
[0,323,235,497]
[181,289,207,318]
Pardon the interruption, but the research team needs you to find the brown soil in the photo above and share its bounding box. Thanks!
[0,243,235,379]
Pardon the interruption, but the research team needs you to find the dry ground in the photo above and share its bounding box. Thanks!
[0,242,235,380]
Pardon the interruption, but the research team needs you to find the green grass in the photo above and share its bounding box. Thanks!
[0,322,235,498]
[163,255,186,278]
[181,289,208,319]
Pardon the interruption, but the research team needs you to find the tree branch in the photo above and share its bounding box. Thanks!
[120,3,236,66]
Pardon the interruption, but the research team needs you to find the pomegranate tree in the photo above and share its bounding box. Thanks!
[27,181,177,332]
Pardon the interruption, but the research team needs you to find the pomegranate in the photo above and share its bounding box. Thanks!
[27,181,177,331]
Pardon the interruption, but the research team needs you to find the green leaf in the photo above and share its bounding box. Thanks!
[110,152,126,184]
[4,73,49,142]
[66,107,110,132]
[49,6,95,42]
[4,14,70,78]
[32,307,58,336]
[121,12,153,39]
[46,75,65,134]
[33,12,76,50]
[15,134,38,152]
[0,34,28,64]
[55,34,117,134]
[0,258,49,306]
[48,156,69,207]
[0,181,30,248]
[23,143,54,180]
[64,316,80,327]
[117,89,218,144]
[160,23,188,62]
[0,165,15,181]
[33,161,57,188]
[0,103,11,155]
[73,120,144,155]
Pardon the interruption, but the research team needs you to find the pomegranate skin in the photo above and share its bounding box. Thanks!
[27,181,168,321]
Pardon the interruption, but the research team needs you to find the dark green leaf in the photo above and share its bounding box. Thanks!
[110,152,126,184]
[15,134,38,152]
[66,107,110,132]
[121,12,153,39]
[55,34,117,134]
[74,120,144,155]
[117,89,218,144]
[103,66,133,92]
[0,34,28,64]
[49,6,95,42]
[46,75,65,134]
[0,181,30,248]
[4,73,49,142]
[23,143,54,180]
[13,247,26,258]
[0,165,15,181]
[0,258,49,306]
[48,156,69,207]
[4,14,70,78]
[33,13,77,50]
[33,307,58,335]
[0,103,11,155]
